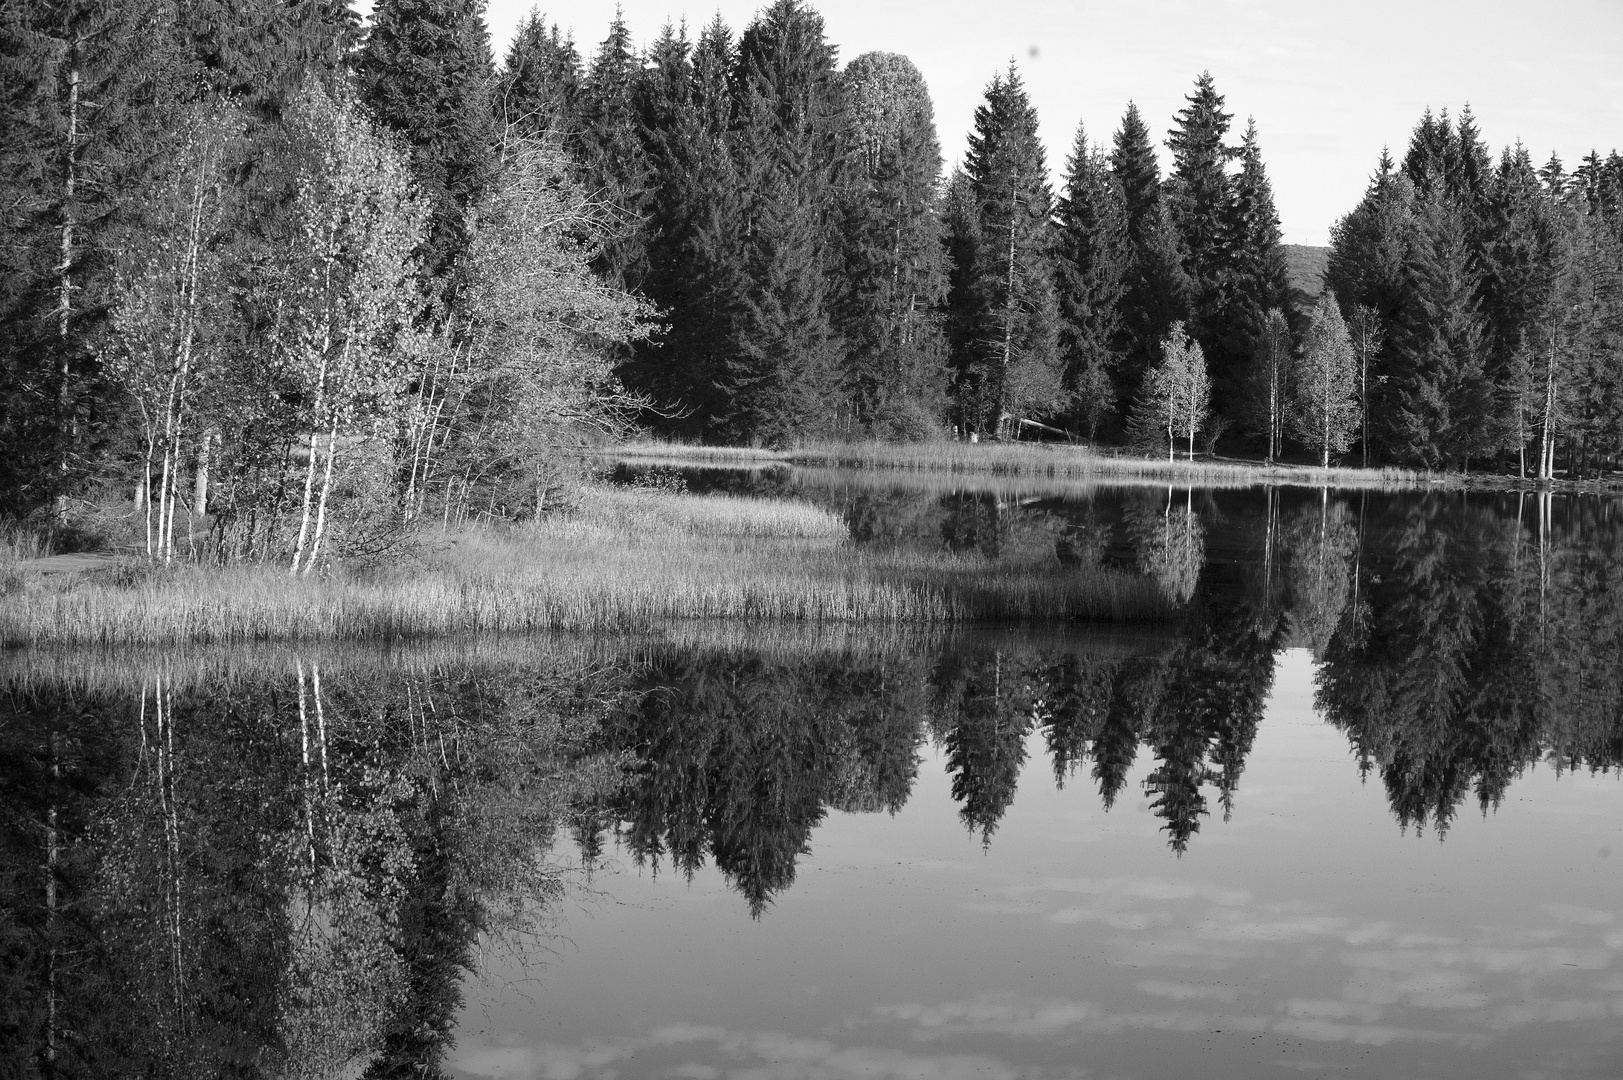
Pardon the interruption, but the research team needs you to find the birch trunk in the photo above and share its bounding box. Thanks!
[55,34,81,521]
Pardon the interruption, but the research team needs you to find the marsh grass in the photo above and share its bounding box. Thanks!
[612,437,1437,490]
[0,487,1175,646]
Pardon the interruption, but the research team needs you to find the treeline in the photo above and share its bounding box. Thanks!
[1329,114,1623,476]
[6,2,1623,554]
[496,5,1298,449]
[1,0,651,559]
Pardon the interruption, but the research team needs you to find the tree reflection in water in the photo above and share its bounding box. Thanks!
[0,647,619,1078]
[7,486,1623,1070]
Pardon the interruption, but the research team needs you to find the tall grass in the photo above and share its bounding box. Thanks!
[0,487,1175,646]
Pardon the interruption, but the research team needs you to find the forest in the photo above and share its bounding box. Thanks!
[4,0,1623,563]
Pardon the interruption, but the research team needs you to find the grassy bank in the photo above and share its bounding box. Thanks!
[1,486,1175,647]
[610,437,1440,489]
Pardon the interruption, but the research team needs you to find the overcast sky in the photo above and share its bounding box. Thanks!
[363,1,1623,246]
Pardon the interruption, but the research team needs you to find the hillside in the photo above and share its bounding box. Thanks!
[1283,244,1330,304]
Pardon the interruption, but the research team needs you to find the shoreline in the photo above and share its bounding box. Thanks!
[604,438,1623,494]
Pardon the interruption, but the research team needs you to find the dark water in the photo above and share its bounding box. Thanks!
[5,474,1623,1078]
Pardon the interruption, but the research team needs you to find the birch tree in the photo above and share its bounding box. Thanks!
[1247,308,1291,464]
[105,102,245,562]
[403,136,656,521]
[1132,322,1210,460]
[280,81,427,575]
[1290,296,1361,468]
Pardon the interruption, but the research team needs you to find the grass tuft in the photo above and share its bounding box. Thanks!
[0,487,1174,646]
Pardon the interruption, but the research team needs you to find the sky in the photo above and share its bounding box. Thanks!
[363,1,1623,246]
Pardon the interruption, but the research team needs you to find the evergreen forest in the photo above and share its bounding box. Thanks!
[5,0,1623,553]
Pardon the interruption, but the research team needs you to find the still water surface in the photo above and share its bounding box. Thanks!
[4,473,1621,1078]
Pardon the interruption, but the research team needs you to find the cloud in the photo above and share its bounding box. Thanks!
[1135,980,1238,1003]
[449,1026,1053,1080]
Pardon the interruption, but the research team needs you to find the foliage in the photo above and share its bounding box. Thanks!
[1130,323,1210,460]
[1290,296,1361,466]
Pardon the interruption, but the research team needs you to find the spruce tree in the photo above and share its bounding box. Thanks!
[621,16,751,439]
[957,64,1063,438]
[578,8,650,288]
[1223,120,1289,357]
[1390,189,1494,466]
[1165,71,1234,334]
[835,51,948,437]
[726,0,846,444]
[1326,149,1415,459]
[1480,142,1566,461]
[0,0,178,512]
[180,0,358,117]
[1054,121,1128,440]
[942,167,984,434]
[1110,101,1188,410]
[496,7,581,139]
[357,0,500,285]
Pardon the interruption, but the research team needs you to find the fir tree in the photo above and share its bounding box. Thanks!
[942,166,983,434]
[578,7,650,287]
[726,0,846,444]
[1326,149,1415,459]
[1054,121,1128,440]
[0,0,179,513]
[357,0,500,285]
[1110,101,1188,409]
[1390,189,1494,466]
[1480,142,1567,461]
[1222,119,1289,374]
[1165,71,1234,337]
[496,7,581,139]
[179,0,358,117]
[835,51,948,437]
[620,16,749,439]
[956,64,1063,438]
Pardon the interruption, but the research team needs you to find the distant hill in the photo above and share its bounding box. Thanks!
[1283,244,1330,304]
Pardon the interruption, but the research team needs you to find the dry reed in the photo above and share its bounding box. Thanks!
[1,487,1175,647]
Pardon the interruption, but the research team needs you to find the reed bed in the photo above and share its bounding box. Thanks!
[1,488,1175,647]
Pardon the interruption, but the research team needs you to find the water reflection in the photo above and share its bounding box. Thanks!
[6,483,1623,1069]
[0,647,616,1078]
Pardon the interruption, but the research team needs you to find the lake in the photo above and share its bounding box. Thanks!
[4,470,1621,1078]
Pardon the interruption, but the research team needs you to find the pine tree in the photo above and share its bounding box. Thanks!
[1054,121,1128,441]
[1480,142,1567,462]
[0,0,178,513]
[1110,101,1188,410]
[1222,119,1289,374]
[1326,149,1415,459]
[619,16,749,439]
[179,0,358,117]
[1390,188,1494,466]
[835,51,948,437]
[726,0,846,444]
[942,166,983,434]
[1166,71,1234,339]
[577,8,650,288]
[496,7,581,139]
[357,0,500,285]
[955,64,1063,438]
[1289,297,1360,467]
